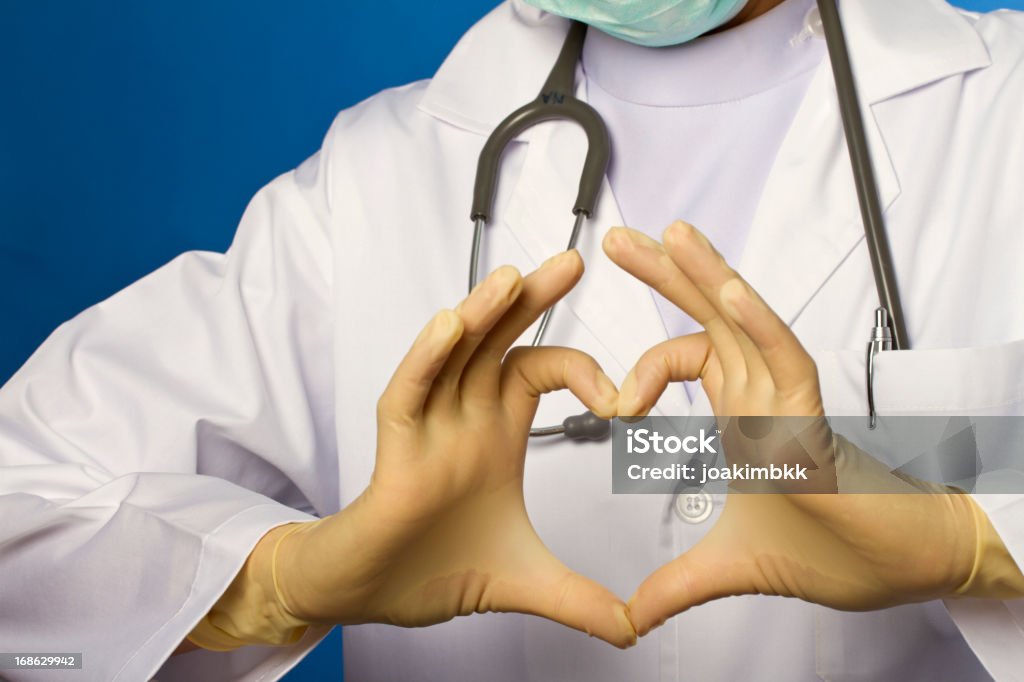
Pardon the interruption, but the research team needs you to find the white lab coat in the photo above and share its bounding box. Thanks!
[3,0,1024,680]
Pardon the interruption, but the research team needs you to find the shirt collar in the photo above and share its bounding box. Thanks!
[582,0,824,107]
[417,0,991,134]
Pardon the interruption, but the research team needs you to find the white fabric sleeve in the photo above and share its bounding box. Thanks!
[0,136,340,681]
[945,493,1024,681]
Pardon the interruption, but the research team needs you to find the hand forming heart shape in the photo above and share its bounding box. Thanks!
[266,222,986,652]
[273,250,637,648]
[602,222,983,637]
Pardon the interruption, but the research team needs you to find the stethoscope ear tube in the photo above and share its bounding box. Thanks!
[470,21,610,223]
[816,0,909,351]
[468,21,614,440]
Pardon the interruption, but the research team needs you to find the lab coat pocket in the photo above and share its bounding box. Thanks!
[813,602,991,682]
[814,339,1024,417]
[815,341,1024,473]
[812,341,1024,680]
[872,339,1024,416]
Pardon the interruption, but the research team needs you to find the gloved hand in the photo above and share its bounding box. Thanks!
[190,251,636,650]
[602,222,1024,638]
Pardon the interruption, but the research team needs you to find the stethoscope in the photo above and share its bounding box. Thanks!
[469,0,908,439]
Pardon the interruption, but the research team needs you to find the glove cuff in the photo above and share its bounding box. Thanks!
[954,495,1024,600]
[187,522,312,651]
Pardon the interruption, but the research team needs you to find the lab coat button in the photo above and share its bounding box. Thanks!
[674,489,714,524]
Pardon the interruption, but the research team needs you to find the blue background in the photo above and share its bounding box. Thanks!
[0,1,1019,679]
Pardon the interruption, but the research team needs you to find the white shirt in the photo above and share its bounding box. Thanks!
[583,0,827,341]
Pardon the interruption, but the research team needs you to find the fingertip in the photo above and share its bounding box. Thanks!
[602,227,633,257]
[435,308,464,343]
[593,372,620,419]
[563,248,585,277]
[620,404,652,419]
[615,603,639,649]
[496,263,521,276]
[642,618,667,638]
[625,594,663,638]
[625,595,646,636]
[538,250,585,287]
[494,264,525,300]
[588,600,638,650]
[663,220,696,246]
[494,263,522,283]
[617,369,647,418]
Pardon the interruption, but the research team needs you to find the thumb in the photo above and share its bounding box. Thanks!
[500,346,619,420]
[627,537,757,637]
[501,563,638,649]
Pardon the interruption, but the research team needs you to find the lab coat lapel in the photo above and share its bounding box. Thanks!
[500,118,690,412]
[686,61,899,417]
[733,0,988,338]
[734,61,900,335]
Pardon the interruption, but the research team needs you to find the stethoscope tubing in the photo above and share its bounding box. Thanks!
[816,0,909,350]
[469,0,909,439]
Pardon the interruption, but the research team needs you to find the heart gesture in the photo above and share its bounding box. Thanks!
[603,222,981,636]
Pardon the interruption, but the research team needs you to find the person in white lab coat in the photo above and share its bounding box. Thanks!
[3,0,1024,680]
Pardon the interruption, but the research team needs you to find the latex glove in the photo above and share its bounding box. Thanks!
[602,222,1024,637]
[195,251,636,650]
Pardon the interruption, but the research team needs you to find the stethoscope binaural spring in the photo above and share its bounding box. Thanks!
[469,0,908,440]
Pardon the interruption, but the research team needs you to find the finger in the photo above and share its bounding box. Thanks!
[617,333,713,417]
[433,266,523,393]
[460,250,585,397]
[510,568,637,649]
[377,310,464,420]
[602,227,748,382]
[660,222,774,385]
[500,346,619,420]
[718,276,821,398]
[627,539,758,637]
[663,221,809,390]
[487,535,637,649]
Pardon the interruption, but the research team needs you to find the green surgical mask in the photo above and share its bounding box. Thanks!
[523,0,750,47]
